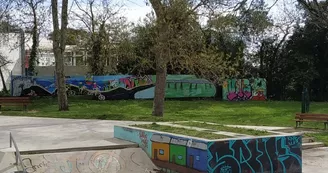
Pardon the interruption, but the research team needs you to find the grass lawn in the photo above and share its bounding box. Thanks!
[175,122,272,136]
[2,97,328,128]
[132,123,228,139]
[305,132,328,146]
[3,97,328,145]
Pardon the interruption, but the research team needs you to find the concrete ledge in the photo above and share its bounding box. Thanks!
[1,138,138,155]
[114,125,303,173]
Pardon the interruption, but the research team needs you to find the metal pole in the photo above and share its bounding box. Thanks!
[301,87,305,113]
[9,132,12,148]
[305,88,310,113]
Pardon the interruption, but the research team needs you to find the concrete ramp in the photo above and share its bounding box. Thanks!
[0,152,19,173]
[20,148,160,173]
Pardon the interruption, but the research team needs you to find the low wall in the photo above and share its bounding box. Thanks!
[222,78,267,101]
[11,75,216,100]
[114,125,302,173]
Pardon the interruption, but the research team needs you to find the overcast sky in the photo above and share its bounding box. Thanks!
[119,0,298,24]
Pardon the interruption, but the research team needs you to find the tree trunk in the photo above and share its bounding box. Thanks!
[51,0,69,111]
[149,0,167,117]
[28,3,39,76]
[0,67,7,93]
[152,52,167,117]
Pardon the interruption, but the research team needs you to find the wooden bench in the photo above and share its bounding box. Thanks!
[295,113,328,129]
[0,97,31,111]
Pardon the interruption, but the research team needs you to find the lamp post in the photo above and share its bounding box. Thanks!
[302,87,310,113]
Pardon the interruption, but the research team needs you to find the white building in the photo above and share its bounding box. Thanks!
[0,32,114,91]
[0,32,31,91]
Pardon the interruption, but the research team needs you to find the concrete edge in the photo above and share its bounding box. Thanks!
[17,144,139,155]
[115,125,304,143]
[115,125,212,142]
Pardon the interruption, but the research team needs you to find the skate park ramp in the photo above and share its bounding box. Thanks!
[18,148,159,173]
[0,151,18,173]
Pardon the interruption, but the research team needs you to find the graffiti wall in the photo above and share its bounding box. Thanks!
[208,136,302,173]
[11,75,216,100]
[114,126,208,173]
[114,125,302,173]
[222,78,267,101]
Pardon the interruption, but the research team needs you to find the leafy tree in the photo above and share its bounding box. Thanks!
[147,0,251,116]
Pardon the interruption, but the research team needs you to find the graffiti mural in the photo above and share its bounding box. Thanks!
[222,78,267,101]
[114,126,208,173]
[12,75,216,100]
[22,150,125,173]
[114,126,302,173]
[207,136,302,173]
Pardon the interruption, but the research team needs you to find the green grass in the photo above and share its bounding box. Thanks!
[132,123,228,139]
[2,97,328,128]
[175,122,272,136]
[305,132,328,146]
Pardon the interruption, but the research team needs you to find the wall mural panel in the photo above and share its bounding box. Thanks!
[114,126,302,173]
[114,126,208,173]
[222,78,267,101]
[208,136,302,173]
[12,75,216,100]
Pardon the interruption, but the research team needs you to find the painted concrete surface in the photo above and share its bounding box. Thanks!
[303,147,328,173]
[0,116,146,152]
[19,148,159,173]
[115,125,302,173]
[0,149,159,173]
[0,152,19,173]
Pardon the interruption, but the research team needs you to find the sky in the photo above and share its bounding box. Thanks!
[122,0,152,23]
[117,0,298,25]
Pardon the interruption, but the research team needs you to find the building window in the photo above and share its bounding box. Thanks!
[64,52,73,66]
[159,149,164,155]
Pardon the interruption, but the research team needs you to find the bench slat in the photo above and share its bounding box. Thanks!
[296,116,328,119]
[0,97,31,104]
[0,100,31,103]
[296,113,328,116]
[295,119,328,122]
[0,97,30,100]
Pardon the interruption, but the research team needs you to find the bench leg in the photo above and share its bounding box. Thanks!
[296,121,299,128]
[23,105,27,112]
[0,105,1,111]
[325,123,327,130]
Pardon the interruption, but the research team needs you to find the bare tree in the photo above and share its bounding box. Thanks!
[0,0,12,22]
[72,0,125,75]
[51,0,69,111]
[14,0,48,75]
[0,0,13,93]
[298,0,328,28]
[0,53,11,92]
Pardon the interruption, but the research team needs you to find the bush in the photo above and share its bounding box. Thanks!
[0,89,10,96]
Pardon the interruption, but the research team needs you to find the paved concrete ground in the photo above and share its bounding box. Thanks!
[0,116,144,152]
[303,147,328,173]
[0,148,159,173]
[0,116,327,173]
